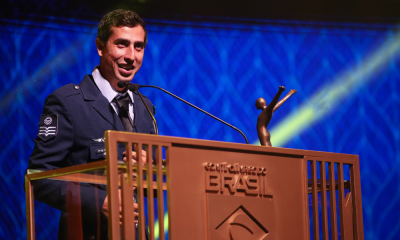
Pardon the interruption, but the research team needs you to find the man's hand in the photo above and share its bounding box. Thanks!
[102,188,138,225]
[123,150,147,164]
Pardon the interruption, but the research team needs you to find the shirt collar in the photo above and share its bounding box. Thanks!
[92,66,134,103]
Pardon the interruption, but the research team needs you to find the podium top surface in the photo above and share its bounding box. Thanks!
[107,131,359,162]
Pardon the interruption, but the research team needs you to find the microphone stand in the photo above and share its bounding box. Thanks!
[129,84,159,135]
[139,85,249,144]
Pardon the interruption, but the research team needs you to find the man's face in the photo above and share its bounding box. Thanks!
[96,25,145,91]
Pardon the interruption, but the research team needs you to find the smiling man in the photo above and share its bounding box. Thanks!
[28,10,155,240]
[95,14,146,91]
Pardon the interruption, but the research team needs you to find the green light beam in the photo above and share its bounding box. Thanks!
[253,31,400,147]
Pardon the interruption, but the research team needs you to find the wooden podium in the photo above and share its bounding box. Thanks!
[25,131,364,240]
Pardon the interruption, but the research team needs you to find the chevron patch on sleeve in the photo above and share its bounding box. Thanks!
[38,114,58,141]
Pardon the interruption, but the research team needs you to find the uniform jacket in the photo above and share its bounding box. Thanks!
[28,75,155,240]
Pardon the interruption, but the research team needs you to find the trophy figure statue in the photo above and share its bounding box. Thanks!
[256,86,297,146]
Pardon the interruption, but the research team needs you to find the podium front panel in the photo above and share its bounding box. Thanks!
[168,143,308,240]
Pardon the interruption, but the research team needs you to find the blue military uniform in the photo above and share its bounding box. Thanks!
[28,74,155,240]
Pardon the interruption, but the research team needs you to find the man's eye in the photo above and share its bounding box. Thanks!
[116,42,129,47]
[134,43,144,50]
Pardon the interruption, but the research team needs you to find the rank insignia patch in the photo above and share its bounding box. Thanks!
[38,114,58,141]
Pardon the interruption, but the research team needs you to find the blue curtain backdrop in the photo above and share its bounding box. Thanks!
[0,13,399,239]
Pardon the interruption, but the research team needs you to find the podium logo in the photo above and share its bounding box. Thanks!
[216,206,268,240]
[204,162,272,197]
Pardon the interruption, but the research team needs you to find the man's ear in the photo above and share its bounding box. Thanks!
[95,38,104,57]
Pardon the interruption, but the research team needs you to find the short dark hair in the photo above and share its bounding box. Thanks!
[97,9,147,47]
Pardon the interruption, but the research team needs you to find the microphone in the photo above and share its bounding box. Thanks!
[117,80,159,135]
[138,84,249,144]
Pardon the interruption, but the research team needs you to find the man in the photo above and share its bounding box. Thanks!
[28,9,155,240]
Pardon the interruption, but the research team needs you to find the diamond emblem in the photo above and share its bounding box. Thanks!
[216,206,268,240]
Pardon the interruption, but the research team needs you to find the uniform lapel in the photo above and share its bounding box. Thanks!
[79,75,124,131]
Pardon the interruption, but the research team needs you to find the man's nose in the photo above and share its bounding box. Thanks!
[124,46,135,62]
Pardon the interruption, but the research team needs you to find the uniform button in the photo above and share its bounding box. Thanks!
[75,86,80,90]
[90,236,95,240]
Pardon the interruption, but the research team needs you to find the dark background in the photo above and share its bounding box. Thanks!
[4,0,400,20]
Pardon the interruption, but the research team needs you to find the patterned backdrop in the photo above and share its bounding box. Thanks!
[0,13,399,239]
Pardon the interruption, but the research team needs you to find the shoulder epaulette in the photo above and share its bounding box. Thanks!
[52,83,81,98]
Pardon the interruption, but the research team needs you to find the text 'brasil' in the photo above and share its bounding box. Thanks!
[204,162,272,198]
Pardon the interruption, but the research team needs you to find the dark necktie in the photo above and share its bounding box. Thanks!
[114,94,133,132]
